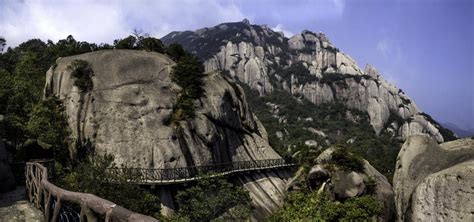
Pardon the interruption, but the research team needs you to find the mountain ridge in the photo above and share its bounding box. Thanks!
[161,19,456,144]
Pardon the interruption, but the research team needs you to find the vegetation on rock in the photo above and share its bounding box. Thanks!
[330,146,365,172]
[241,83,402,180]
[68,59,94,92]
[168,44,206,123]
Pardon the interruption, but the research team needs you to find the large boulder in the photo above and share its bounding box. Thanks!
[316,147,395,220]
[44,50,289,220]
[393,135,474,221]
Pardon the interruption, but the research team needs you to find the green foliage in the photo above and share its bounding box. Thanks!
[57,153,161,219]
[114,34,165,53]
[364,177,377,195]
[138,37,165,52]
[173,176,252,222]
[68,60,94,92]
[166,43,187,61]
[0,35,111,161]
[281,62,318,85]
[26,97,70,160]
[269,191,382,222]
[241,83,402,180]
[114,35,137,49]
[331,146,365,172]
[169,55,205,122]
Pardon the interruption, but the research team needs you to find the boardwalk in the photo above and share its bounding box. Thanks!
[107,158,296,185]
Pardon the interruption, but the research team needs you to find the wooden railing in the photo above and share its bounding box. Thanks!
[25,160,158,222]
[106,158,295,185]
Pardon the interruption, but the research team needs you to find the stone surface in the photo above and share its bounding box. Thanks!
[333,171,365,199]
[44,50,288,220]
[0,186,43,222]
[393,135,474,221]
[304,140,318,147]
[307,165,330,189]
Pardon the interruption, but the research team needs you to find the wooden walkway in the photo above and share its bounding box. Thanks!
[106,158,296,185]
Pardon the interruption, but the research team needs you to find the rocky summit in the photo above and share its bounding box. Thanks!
[162,19,455,143]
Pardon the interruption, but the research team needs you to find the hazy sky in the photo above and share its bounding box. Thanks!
[1,0,473,129]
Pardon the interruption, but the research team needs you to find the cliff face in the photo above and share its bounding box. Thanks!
[162,20,454,143]
[393,135,474,221]
[44,50,289,219]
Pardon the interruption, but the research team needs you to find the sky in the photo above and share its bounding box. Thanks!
[1,0,473,130]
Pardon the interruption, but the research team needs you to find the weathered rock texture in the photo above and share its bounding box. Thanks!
[162,20,454,143]
[44,50,289,220]
[393,135,474,221]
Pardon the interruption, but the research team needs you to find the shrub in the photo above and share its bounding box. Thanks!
[57,153,162,219]
[67,59,93,92]
[173,175,252,221]
[269,191,382,221]
[331,147,365,172]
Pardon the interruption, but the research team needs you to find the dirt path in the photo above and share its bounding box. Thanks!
[0,186,43,222]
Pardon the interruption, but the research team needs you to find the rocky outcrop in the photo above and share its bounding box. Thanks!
[162,20,452,143]
[393,135,474,221]
[44,50,289,220]
[315,147,395,221]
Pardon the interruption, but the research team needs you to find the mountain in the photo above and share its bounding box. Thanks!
[161,19,455,145]
[443,122,474,138]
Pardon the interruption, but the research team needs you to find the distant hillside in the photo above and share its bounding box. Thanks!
[443,122,474,138]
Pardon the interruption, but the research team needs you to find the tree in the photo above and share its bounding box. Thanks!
[174,176,252,221]
[58,153,162,219]
[114,35,137,49]
[166,43,187,61]
[0,36,6,52]
[138,37,165,53]
[26,96,70,161]
[169,54,205,122]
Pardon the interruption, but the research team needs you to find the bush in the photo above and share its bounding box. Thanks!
[269,191,382,221]
[57,153,162,219]
[67,59,94,92]
[173,175,252,221]
[331,147,365,172]
[26,96,70,161]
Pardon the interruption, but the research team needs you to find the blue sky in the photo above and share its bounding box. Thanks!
[1,0,473,129]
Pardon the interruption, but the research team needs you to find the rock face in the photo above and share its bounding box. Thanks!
[162,20,454,143]
[0,116,15,193]
[393,135,474,221]
[44,50,289,220]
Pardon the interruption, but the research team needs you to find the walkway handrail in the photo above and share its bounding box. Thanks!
[26,160,158,222]
[106,158,295,184]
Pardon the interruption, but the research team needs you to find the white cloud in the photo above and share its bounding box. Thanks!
[376,38,402,62]
[0,0,246,47]
[272,24,294,37]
